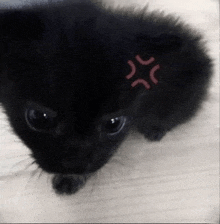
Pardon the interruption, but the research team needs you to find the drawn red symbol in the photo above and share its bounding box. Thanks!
[131,79,151,90]
[126,55,160,90]
[135,55,155,65]
[126,60,136,79]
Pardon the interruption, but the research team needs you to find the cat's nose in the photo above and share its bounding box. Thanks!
[61,158,90,174]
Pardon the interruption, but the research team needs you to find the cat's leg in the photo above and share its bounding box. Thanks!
[143,125,167,141]
[136,117,168,141]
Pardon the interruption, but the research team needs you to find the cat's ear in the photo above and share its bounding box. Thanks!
[0,9,45,42]
[0,10,44,96]
[136,33,183,54]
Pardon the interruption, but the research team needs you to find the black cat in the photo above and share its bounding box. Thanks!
[0,0,212,194]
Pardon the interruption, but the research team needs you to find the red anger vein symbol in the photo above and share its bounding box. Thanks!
[126,55,160,90]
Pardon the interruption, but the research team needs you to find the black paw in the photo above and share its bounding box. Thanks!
[52,174,88,195]
[144,126,166,141]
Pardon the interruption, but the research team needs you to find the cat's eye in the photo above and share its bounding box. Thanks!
[104,116,126,135]
[25,107,58,132]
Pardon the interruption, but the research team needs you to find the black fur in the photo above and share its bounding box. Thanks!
[0,0,212,194]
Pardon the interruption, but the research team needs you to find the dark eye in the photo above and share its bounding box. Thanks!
[25,108,58,132]
[104,116,126,135]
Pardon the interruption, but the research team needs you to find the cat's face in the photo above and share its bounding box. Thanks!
[0,34,131,175]
[14,101,129,175]
[0,5,135,176]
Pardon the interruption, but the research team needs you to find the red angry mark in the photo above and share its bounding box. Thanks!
[126,55,160,90]
[135,55,155,65]
[131,79,151,90]
[150,64,160,85]
[126,60,136,79]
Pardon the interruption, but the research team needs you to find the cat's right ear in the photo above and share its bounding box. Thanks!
[0,8,45,59]
[0,9,45,42]
[0,9,45,95]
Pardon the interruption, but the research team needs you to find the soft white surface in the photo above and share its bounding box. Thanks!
[0,0,219,223]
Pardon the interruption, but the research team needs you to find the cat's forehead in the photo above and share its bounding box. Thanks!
[20,47,121,115]
[7,16,126,115]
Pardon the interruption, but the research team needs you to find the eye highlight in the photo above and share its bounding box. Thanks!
[25,103,58,132]
[104,116,126,135]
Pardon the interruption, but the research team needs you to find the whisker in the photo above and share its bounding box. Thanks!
[111,157,126,166]
[23,160,37,171]
[30,167,40,179]
[37,169,44,180]
[9,156,31,172]
[46,174,51,186]
[7,157,36,179]
[23,167,40,192]
[89,173,98,197]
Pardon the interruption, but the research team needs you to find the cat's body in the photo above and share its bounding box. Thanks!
[0,0,212,194]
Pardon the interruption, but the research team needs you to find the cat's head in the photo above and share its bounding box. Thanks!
[0,2,135,175]
[0,1,185,177]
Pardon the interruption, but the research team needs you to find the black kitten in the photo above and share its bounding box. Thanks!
[0,0,212,194]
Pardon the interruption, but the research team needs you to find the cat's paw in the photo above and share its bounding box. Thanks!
[144,126,166,141]
[52,174,87,195]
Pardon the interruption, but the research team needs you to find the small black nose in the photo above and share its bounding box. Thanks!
[61,159,90,174]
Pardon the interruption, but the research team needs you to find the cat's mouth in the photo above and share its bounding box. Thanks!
[52,173,91,195]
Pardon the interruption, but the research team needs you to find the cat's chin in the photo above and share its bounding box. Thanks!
[33,157,93,175]
[34,151,113,176]
[37,160,103,176]
[52,173,91,195]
